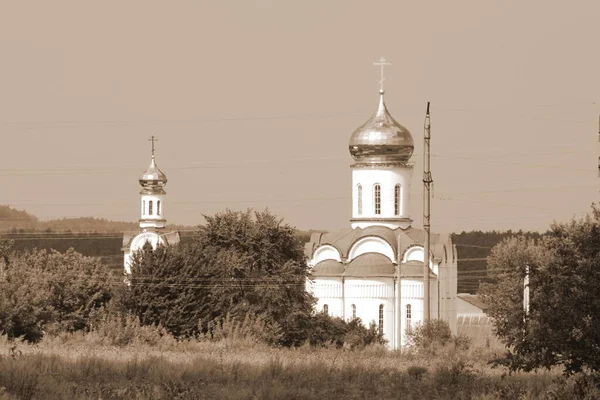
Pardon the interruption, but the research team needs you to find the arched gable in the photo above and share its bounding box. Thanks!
[348,236,395,263]
[403,245,424,263]
[402,245,437,270]
[313,244,342,264]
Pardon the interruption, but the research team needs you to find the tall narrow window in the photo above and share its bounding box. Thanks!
[406,304,412,334]
[378,304,384,333]
[149,200,153,216]
[352,304,356,319]
[323,304,329,316]
[157,200,161,216]
[374,184,381,215]
[142,200,146,216]
[357,184,363,215]
[394,184,401,215]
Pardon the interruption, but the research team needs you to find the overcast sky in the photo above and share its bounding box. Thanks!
[1,0,599,233]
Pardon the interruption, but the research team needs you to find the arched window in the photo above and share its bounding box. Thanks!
[394,184,401,215]
[378,304,384,333]
[406,304,412,334]
[142,200,146,216]
[157,200,161,216]
[357,184,363,215]
[374,184,381,215]
[148,200,153,216]
[352,304,356,319]
[323,304,329,316]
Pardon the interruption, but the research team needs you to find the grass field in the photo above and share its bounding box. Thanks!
[1,331,591,400]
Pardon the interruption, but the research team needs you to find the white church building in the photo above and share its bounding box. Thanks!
[304,78,458,349]
[122,137,180,274]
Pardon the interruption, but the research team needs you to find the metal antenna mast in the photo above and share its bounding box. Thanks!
[423,102,432,321]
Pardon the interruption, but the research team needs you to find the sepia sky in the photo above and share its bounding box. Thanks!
[1,0,599,233]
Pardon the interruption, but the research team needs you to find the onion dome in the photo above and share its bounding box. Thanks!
[139,156,167,194]
[349,90,414,164]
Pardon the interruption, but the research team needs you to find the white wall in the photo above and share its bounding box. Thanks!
[351,165,413,229]
[140,193,166,229]
[345,278,395,344]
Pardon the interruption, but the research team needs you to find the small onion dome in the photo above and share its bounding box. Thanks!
[349,90,414,164]
[139,156,167,193]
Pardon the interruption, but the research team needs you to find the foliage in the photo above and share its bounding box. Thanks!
[307,314,386,349]
[0,333,584,400]
[404,318,453,350]
[125,209,315,346]
[202,312,284,346]
[482,205,600,374]
[452,229,545,293]
[0,242,113,342]
[87,311,176,347]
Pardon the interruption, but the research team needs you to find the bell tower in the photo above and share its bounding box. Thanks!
[348,58,414,230]
[139,136,167,230]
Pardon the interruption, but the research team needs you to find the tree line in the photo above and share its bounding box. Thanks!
[0,209,385,349]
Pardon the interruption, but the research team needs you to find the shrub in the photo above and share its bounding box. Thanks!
[405,319,452,350]
[0,247,112,342]
[307,314,387,349]
[202,312,283,346]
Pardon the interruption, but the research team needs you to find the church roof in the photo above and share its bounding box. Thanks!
[457,294,488,311]
[311,259,345,277]
[306,226,453,263]
[344,252,395,277]
[349,90,414,164]
[400,260,437,278]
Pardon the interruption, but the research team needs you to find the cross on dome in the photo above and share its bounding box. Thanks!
[148,135,158,158]
[373,57,391,93]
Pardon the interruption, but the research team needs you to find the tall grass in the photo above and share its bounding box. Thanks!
[2,331,596,399]
[0,315,597,400]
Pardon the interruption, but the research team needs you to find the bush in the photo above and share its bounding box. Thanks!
[307,314,387,349]
[0,246,113,342]
[202,312,283,346]
[405,319,452,350]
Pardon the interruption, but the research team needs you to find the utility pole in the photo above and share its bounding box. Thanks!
[423,102,432,321]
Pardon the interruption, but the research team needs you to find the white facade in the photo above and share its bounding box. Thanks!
[351,165,413,229]
[305,80,458,349]
[123,145,179,274]
[306,237,457,348]
[139,193,166,229]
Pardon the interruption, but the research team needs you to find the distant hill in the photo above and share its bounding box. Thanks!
[0,205,188,233]
[0,205,194,273]
[1,206,542,291]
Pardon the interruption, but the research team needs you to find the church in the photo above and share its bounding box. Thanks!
[122,137,180,275]
[120,63,457,350]
[304,71,458,349]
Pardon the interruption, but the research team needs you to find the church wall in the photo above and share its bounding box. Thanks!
[345,277,395,343]
[312,277,344,318]
[351,167,413,224]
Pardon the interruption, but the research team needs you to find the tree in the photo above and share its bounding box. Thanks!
[0,245,113,341]
[125,209,316,346]
[482,205,600,374]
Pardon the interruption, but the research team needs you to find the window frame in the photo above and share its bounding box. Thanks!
[374,184,381,215]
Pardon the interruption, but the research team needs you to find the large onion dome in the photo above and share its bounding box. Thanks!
[349,90,414,164]
[139,156,167,194]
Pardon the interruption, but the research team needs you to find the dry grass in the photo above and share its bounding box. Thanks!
[0,333,594,400]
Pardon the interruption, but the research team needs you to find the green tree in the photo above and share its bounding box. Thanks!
[126,209,316,346]
[0,245,113,341]
[482,205,600,374]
